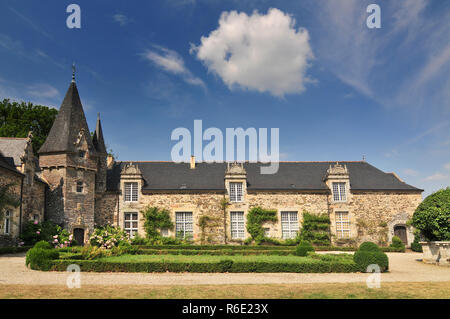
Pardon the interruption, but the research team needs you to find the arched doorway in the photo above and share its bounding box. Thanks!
[394,225,407,245]
[73,228,85,246]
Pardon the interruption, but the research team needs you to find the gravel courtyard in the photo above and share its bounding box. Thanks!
[1,252,449,286]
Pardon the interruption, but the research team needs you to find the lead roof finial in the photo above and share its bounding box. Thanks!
[72,63,76,83]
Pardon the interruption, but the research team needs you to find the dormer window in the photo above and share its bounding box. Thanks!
[332,182,347,202]
[230,182,243,202]
[124,182,138,202]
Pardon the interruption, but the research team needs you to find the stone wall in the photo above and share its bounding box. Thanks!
[0,168,22,244]
[98,187,422,246]
[118,191,226,244]
[94,193,119,227]
[337,192,423,247]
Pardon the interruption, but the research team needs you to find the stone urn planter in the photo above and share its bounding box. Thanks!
[420,241,450,266]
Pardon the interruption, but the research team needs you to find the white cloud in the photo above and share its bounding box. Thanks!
[191,8,314,97]
[444,163,450,171]
[403,168,419,177]
[142,45,205,89]
[26,84,59,99]
[112,14,132,26]
[425,173,449,182]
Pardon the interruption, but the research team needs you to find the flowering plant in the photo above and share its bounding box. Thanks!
[51,226,75,248]
[89,225,130,249]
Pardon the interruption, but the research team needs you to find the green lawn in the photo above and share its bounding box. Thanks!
[97,254,352,263]
[51,252,358,273]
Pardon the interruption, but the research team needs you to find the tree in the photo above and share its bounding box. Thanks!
[0,183,20,223]
[412,188,450,241]
[0,99,58,154]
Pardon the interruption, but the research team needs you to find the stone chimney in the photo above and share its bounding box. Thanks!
[107,154,115,168]
[190,155,195,169]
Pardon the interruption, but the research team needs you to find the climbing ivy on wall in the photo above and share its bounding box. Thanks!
[299,211,331,245]
[246,206,278,244]
[142,206,173,241]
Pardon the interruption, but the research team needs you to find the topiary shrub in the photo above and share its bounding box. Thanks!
[25,246,59,271]
[353,250,389,272]
[295,241,315,256]
[389,236,405,251]
[411,241,422,252]
[412,187,450,241]
[358,241,381,252]
[33,240,52,250]
[410,233,423,252]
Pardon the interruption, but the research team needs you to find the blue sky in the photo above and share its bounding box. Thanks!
[0,0,449,196]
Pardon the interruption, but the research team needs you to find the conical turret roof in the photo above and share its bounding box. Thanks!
[92,113,107,154]
[39,81,96,155]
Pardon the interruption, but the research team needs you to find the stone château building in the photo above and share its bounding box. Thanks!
[1,76,424,247]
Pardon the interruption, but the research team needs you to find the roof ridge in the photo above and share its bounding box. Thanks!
[116,160,366,163]
[0,137,28,140]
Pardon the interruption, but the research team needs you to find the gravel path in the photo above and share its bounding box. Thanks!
[1,252,449,286]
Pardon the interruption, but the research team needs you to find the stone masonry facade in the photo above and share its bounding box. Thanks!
[1,78,424,247]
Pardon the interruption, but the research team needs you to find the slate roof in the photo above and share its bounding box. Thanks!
[0,137,28,167]
[0,151,23,176]
[39,82,96,155]
[92,114,107,154]
[106,161,423,192]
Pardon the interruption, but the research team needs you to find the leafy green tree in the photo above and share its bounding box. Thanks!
[0,99,57,154]
[412,188,450,241]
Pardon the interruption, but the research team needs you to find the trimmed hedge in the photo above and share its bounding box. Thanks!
[133,245,296,250]
[0,246,32,255]
[411,241,423,252]
[51,258,358,273]
[130,244,404,253]
[295,241,314,256]
[353,250,389,272]
[34,240,52,250]
[390,236,405,252]
[135,249,295,256]
[26,247,59,271]
[358,242,381,252]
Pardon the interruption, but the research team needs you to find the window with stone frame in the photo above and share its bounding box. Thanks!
[229,182,243,202]
[160,228,169,237]
[124,212,138,237]
[76,181,83,193]
[4,210,11,235]
[335,211,350,238]
[230,211,245,239]
[175,212,193,239]
[332,182,347,202]
[124,182,139,202]
[281,211,299,239]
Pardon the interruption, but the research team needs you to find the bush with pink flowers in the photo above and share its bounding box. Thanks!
[89,225,130,249]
